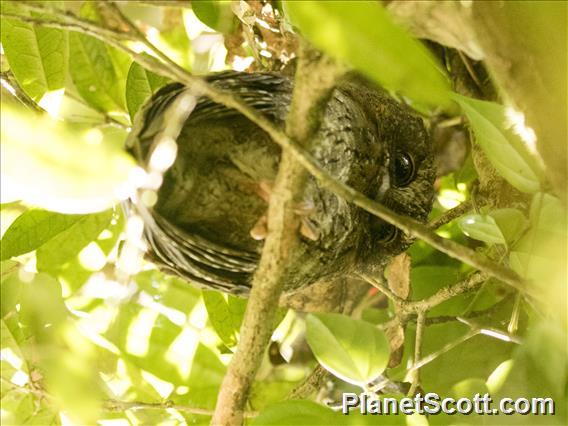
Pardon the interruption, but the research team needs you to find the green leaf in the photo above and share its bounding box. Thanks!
[126,61,169,121]
[36,210,113,272]
[284,1,451,108]
[1,106,135,213]
[1,319,29,386]
[509,193,566,282]
[203,290,238,347]
[0,209,85,260]
[488,208,528,245]
[0,2,67,101]
[68,31,127,112]
[458,214,506,245]
[192,0,235,33]
[453,95,543,193]
[185,344,227,409]
[18,273,69,339]
[251,400,340,426]
[419,322,515,396]
[305,313,389,386]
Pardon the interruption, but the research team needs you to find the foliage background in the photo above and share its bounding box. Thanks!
[0,1,566,425]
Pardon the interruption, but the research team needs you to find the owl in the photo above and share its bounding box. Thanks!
[126,72,435,297]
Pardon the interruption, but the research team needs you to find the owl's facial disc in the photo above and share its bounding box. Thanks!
[378,151,391,198]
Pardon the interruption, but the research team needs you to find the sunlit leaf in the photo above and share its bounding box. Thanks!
[36,210,113,272]
[454,95,543,193]
[509,193,566,283]
[305,313,389,386]
[203,290,238,348]
[68,32,126,113]
[488,208,528,245]
[0,1,67,101]
[458,214,506,245]
[419,322,515,396]
[126,61,170,120]
[251,400,340,426]
[185,344,226,409]
[284,0,451,108]
[1,106,135,213]
[192,0,235,33]
[0,209,84,260]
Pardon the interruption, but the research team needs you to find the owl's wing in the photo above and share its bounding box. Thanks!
[136,203,257,295]
[127,71,291,161]
[127,72,292,294]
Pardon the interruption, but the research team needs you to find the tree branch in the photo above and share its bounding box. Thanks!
[428,200,472,229]
[211,45,345,425]
[0,5,530,297]
[361,271,488,315]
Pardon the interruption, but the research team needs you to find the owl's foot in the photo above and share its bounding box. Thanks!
[250,214,268,241]
[249,182,320,241]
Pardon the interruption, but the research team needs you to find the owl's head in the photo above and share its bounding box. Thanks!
[339,76,436,263]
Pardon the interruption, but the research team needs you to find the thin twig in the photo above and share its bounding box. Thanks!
[0,70,45,113]
[361,271,487,314]
[428,200,473,229]
[407,271,487,312]
[407,310,425,396]
[408,329,480,373]
[0,7,530,296]
[358,273,406,307]
[286,365,329,400]
[103,399,258,418]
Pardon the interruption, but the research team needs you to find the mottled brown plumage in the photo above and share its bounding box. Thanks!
[127,72,435,295]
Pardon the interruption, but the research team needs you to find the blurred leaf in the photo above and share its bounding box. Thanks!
[1,319,29,392]
[284,0,451,108]
[227,295,247,330]
[409,266,504,318]
[126,61,170,120]
[0,392,35,426]
[135,269,201,314]
[0,2,67,101]
[192,0,235,33]
[0,209,84,260]
[18,273,69,339]
[1,106,135,213]
[488,208,528,245]
[458,214,506,245]
[486,321,566,425]
[203,290,238,348]
[36,209,112,273]
[105,304,185,385]
[251,400,340,426]
[419,322,514,396]
[510,193,567,283]
[249,380,299,412]
[1,261,21,313]
[454,95,543,193]
[305,313,389,386]
[185,344,226,409]
[452,378,489,399]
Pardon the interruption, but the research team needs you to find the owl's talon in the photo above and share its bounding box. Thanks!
[294,200,315,216]
[300,218,320,241]
[250,215,268,240]
[255,181,273,203]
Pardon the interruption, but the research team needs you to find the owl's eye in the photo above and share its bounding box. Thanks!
[392,152,416,187]
[377,224,398,244]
